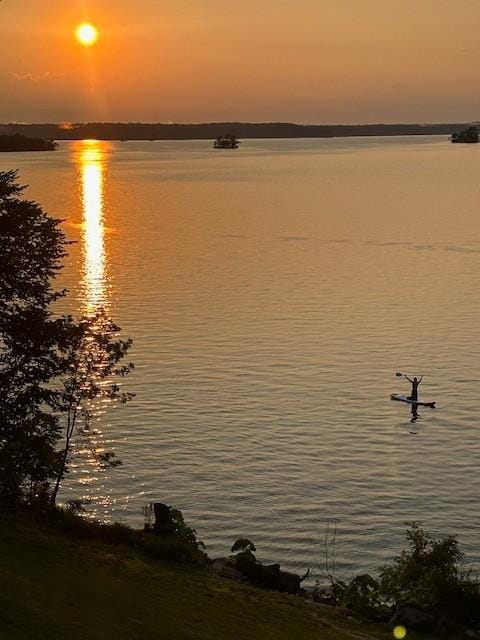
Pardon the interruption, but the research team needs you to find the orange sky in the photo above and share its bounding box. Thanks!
[1,0,479,123]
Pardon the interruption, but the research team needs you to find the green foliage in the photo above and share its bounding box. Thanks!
[0,170,75,507]
[231,537,256,560]
[379,522,480,622]
[231,538,257,555]
[169,508,205,550]
[49,507,205,564]
[451,126,479,143]
[136,531,205,564]
[51,508,134,546]
[64,499,87,514]
[324,523,480,625]
[140,503,205,555]
[342,574,388,620]
[231,538,257,568]
[142,502,154,530]
[51,309,134,503]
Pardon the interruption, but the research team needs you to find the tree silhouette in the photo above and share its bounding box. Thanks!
[0,170,132,509]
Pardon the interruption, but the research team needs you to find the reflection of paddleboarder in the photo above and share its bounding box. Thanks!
[405,375,423,402]
[410,403,419,424]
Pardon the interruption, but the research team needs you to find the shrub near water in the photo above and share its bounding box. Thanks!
[379,523,480,623]
[49,507,207,565]
[333,523,480,625]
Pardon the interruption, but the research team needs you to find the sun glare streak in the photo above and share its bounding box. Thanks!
[78,139,109,314]
[71,139,116,512]
[65,137,131,523]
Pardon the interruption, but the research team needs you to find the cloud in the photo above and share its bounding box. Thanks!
[11,71,65,82]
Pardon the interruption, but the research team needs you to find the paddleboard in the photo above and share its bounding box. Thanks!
[391,394,436,408]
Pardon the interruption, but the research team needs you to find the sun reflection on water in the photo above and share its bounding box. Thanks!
[78,139,109,313]
[69,140,118,518]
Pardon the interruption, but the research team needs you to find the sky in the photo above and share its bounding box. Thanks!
[1,0,479,124]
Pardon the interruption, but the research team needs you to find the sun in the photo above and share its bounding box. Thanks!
[75,23,99,47]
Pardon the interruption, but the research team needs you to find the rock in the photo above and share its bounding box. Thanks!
[211,557,243,581]
[391,606,436,631]
[435,616,462,636]
[311,589,337,606]
[153,502,172,529]
[274,568,302,593]
[153,503,172,533]
[235,555,302,594]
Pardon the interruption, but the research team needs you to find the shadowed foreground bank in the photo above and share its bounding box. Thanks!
[0,516,469,640]
[0,516,393,640]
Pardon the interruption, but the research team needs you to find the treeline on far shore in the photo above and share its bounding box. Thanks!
[0,133,57,152]
[0,121,477,141]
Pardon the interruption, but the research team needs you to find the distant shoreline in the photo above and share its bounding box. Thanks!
[0,121,476,142]
[0,133,57,152]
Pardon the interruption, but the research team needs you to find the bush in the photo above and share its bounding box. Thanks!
[170,508,205,550]
[379,522,480,623]
[342,574,389,621]
[323,523,480,626]
[49,508,134,545]
[231,537,256,562]
[135,532,205,564]
[46,507,207,565]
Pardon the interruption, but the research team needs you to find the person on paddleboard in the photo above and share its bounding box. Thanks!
[405,375,423,402]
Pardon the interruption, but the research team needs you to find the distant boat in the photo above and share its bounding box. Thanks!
[214,135,240,149]
[450,126,479,144]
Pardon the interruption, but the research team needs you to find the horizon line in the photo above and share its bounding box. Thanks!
[2,120,479,127]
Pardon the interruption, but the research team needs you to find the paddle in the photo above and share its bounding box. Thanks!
[395,372,424,377]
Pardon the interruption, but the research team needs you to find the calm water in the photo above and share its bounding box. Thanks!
[2,136,480,579]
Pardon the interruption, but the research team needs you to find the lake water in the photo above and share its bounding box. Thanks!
[2,136,480,579]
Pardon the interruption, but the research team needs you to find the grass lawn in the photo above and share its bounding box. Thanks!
[0,517,439,640]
